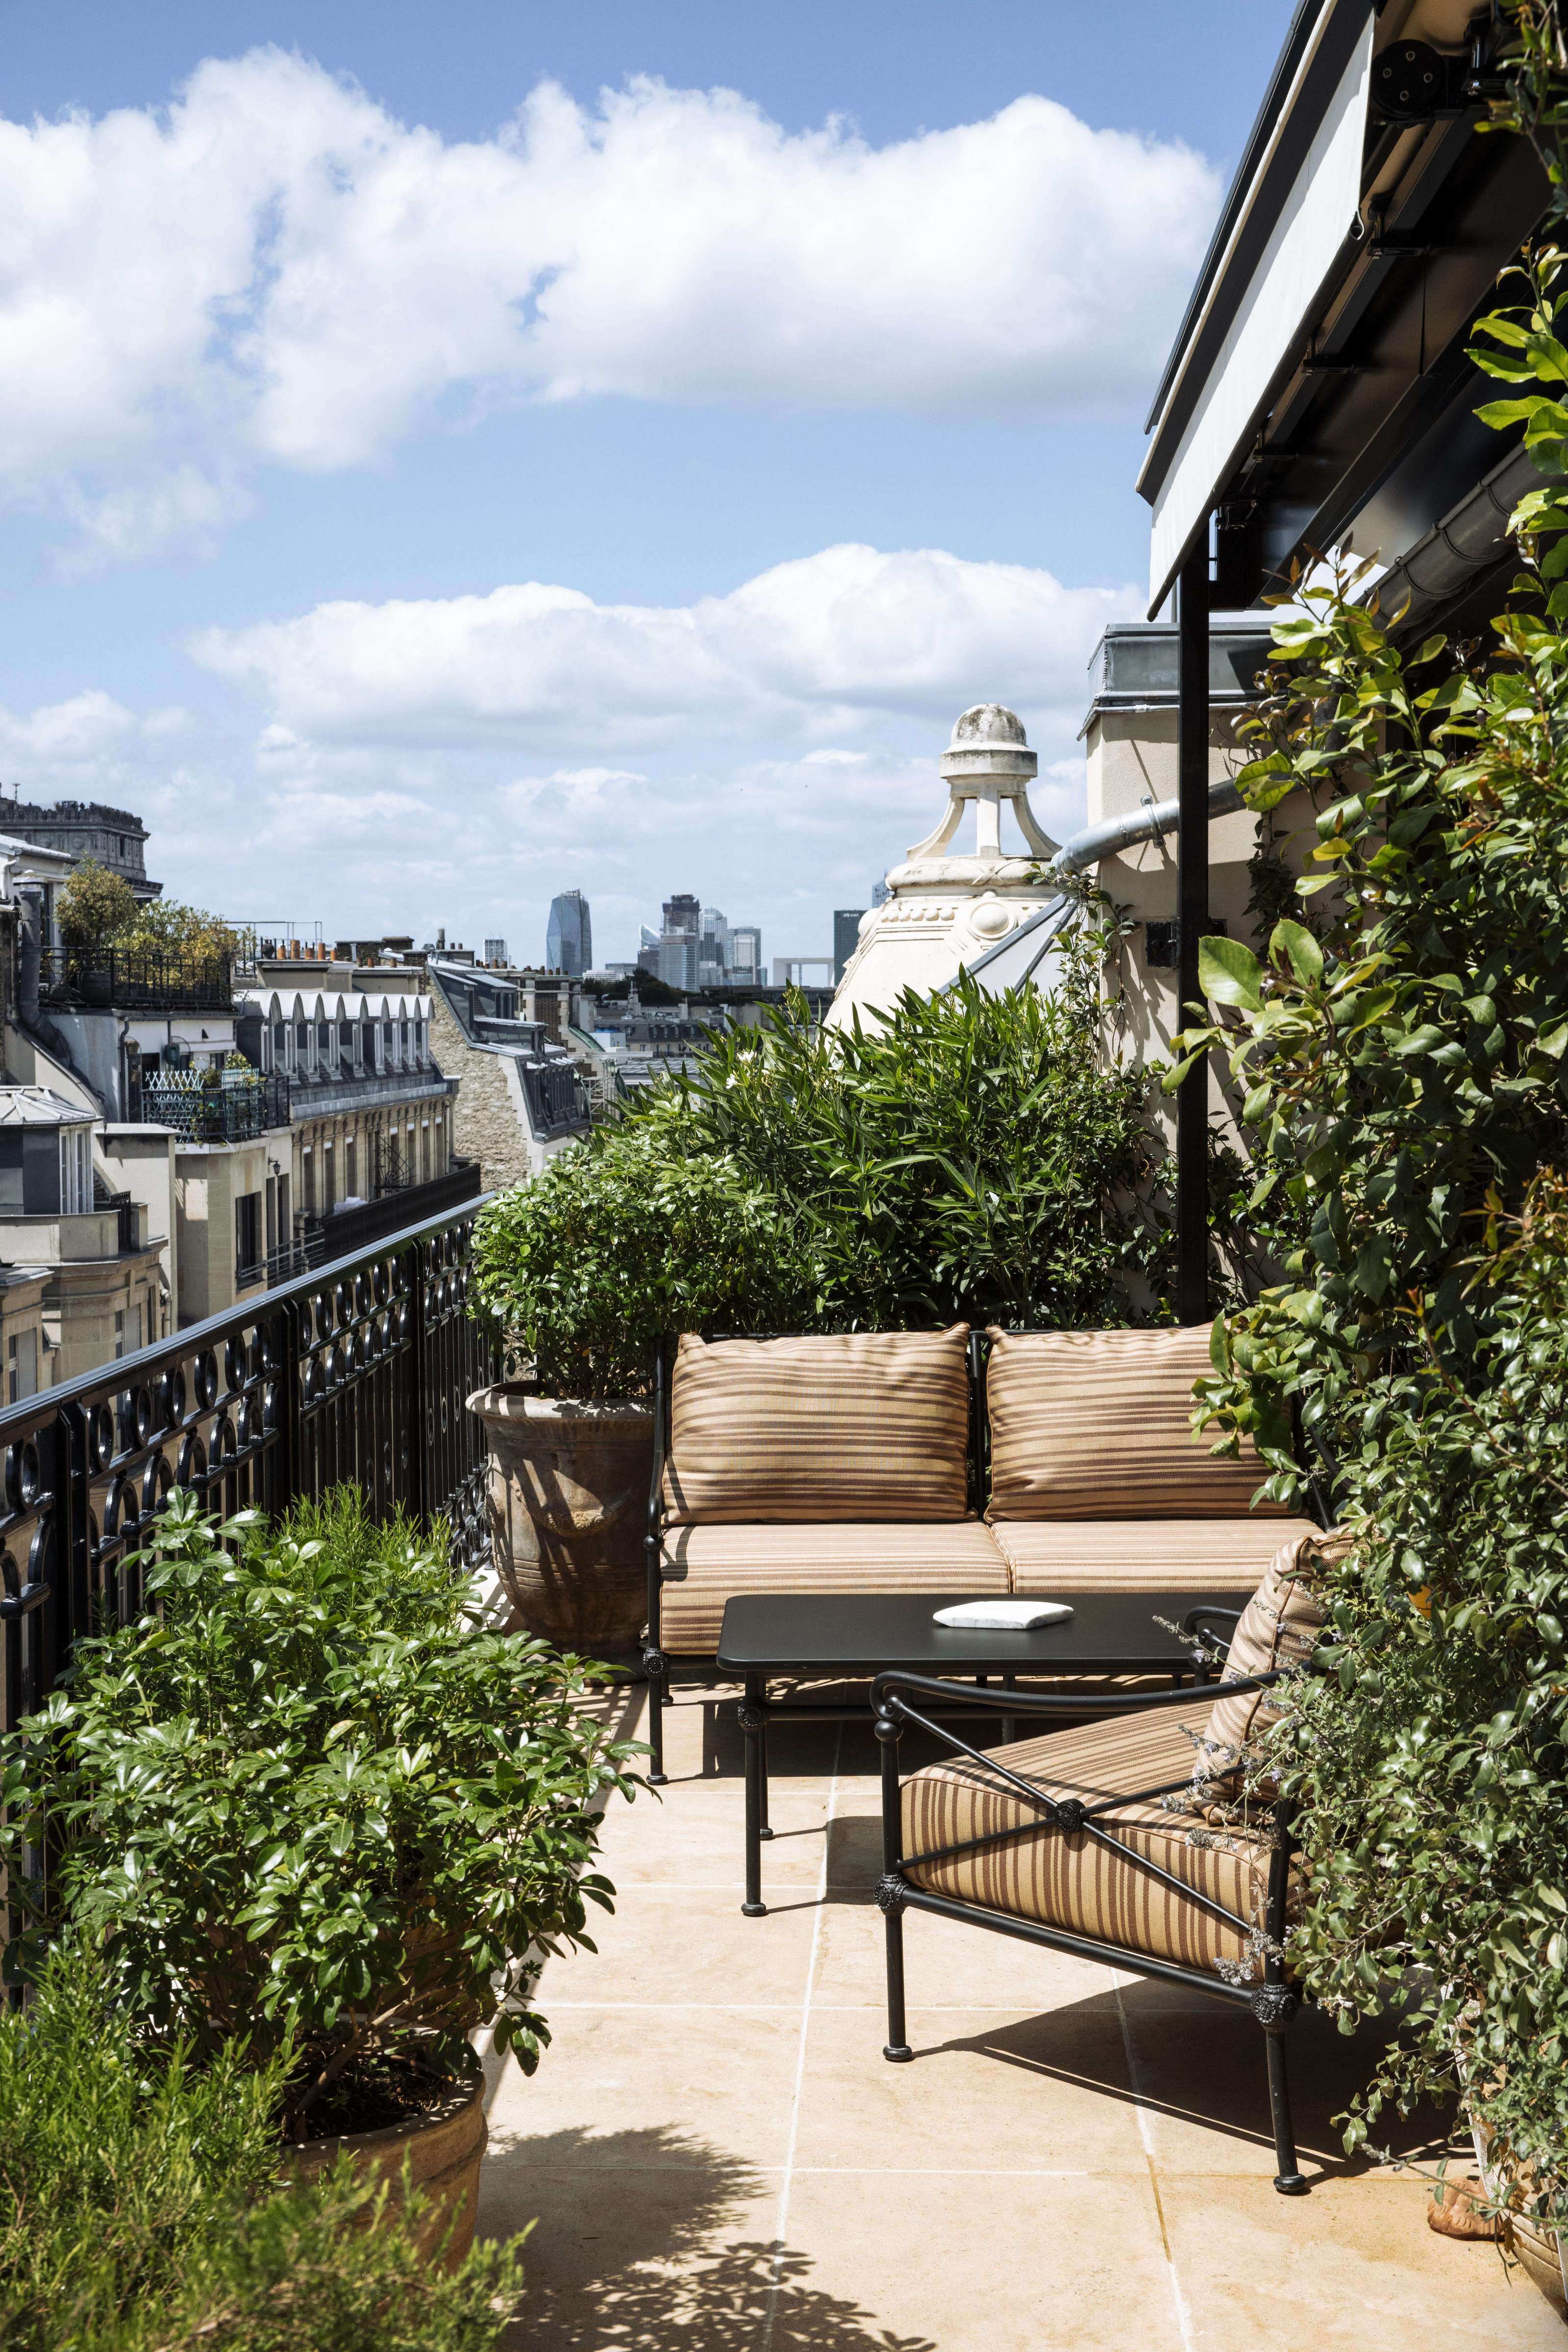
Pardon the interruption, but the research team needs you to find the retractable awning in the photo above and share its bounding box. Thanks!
[1140,0,1375,613]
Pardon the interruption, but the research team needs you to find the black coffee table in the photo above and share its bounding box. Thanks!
[715,1589,1240,1915]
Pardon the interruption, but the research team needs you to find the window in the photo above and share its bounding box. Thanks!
[323,1141,336,1214]
[7,1329,37,1404]
[272,1021,288,1066]
[235,1192,262,1281]
[302,1148,315,1216]
[113,1308,125,1361]
[345,1138,357,1200]
[59,1125,92,1215]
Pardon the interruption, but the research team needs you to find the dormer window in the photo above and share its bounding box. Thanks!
[60,1123,93,1214]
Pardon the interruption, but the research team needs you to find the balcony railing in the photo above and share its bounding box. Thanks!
[0,1195,497,1745]
[40,944,233,1014]
[141,1072,291,1142]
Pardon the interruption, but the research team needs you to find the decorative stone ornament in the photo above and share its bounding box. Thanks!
[827,703,1064,1032]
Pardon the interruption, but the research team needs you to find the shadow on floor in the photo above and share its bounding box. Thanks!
[482,2124,934,2352]
[818,1812,1458,2183]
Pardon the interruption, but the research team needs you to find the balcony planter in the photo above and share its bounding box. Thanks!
[286,2053,487,2271]
[81,966,113,1008]
[467,1385,652,1652]
[1470,2112,1567,2316]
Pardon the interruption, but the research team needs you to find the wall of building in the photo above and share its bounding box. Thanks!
[428,992,532,1191]
[0,1272,48,1403]
[98,1125,179,1314]
[174,1140,270,1324]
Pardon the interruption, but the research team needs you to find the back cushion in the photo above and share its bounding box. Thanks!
[1194,1529,1342,1790]
[663,1326,972,1524]
[984,1323,1287,1521]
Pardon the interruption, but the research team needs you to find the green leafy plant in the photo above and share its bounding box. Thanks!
[637,967,1163,1332]
[0,1954,526,2351]
[58,859,139,946]
[0,1490,640,2137]
[470,1121,817,1398]
[1162,0,1568,2218]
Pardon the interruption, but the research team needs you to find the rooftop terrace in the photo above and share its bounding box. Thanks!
[475,1692,1556,2352]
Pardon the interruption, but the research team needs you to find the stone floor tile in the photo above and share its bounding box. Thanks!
[485,2008,805,2173]
[1161,2174,1565,2352]
[1121,1994,1454,2182]
[790,2001,1151,2176]
[548,1883,821,2004]
[592,1782,832,1887]
[480,2144,787,2350]
[779,2171,1188,2352]
[812,1881,1127,2012]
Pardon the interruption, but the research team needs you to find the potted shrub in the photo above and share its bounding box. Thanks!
[467,1123,811,1651]
[0,1489,641,2269]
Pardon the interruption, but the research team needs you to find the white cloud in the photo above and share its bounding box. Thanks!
[191,541,1139,750]
[0,50,1218,561]
[162,540,1129,956]
[0,689,192,765]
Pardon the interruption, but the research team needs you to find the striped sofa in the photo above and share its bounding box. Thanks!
[641,1322,1321,1778]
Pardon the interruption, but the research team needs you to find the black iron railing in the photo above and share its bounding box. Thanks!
[142,1073,291,1142]
[40,945,233,1014]
[0,1197,497,1743]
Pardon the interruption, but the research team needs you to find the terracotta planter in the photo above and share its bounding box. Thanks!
[467,1386,654,1651]
[287,2063,487,2270]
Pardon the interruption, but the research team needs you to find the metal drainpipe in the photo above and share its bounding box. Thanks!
[1176,535,1211,1325]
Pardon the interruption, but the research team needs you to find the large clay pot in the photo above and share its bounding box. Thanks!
[287,2063,486,2270]
[467,1386,654,1651]
[1472,2112,1568,2316]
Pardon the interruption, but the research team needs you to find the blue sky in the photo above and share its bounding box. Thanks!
[0,1,1296,963]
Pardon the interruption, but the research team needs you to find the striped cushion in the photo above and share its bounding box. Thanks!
[984,1324,1288,1520]
[991,1516,1320,1594]
[657,1519,1008,1654]
[1195,1529,1340,1789]
[663,1327,971,1525]
[902,1706,1282,1981]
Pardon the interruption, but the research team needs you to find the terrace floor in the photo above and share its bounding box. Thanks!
[478,1685,1561,2351]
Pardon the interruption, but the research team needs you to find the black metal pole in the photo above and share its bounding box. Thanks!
[1176,529,1211,1325]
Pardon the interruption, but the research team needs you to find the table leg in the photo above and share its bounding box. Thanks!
[740,1678,767,1918]
[758,1703,772,1839]
[1002,1670,1017,1747]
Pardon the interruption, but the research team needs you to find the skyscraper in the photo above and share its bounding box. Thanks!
[833,909,866,984]
[484,937,508,966]
[662,892,701,938]
[546,890,592,976]
[729,925,761,981]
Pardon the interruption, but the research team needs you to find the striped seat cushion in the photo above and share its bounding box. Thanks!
[658,1519,1009,1654]
[1195,1529,1342,1789]
[984,1323,1289,1520]
[990,1516,1320,1594]
[663,1326,972,1525]
[902,1705,1283,1982]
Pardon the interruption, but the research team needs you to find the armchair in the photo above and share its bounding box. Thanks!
[871,1661,1310,2195]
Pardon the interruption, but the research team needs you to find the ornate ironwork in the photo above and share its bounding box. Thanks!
[875,1871,907,1916]
[0,1196,497,1748]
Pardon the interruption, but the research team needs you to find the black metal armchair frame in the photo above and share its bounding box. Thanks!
[871,1662,1311,2196]
[640,1331,993,1783]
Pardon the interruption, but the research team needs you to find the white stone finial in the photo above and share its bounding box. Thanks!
[826,699,1066,1033]
[905,703,1056,862]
